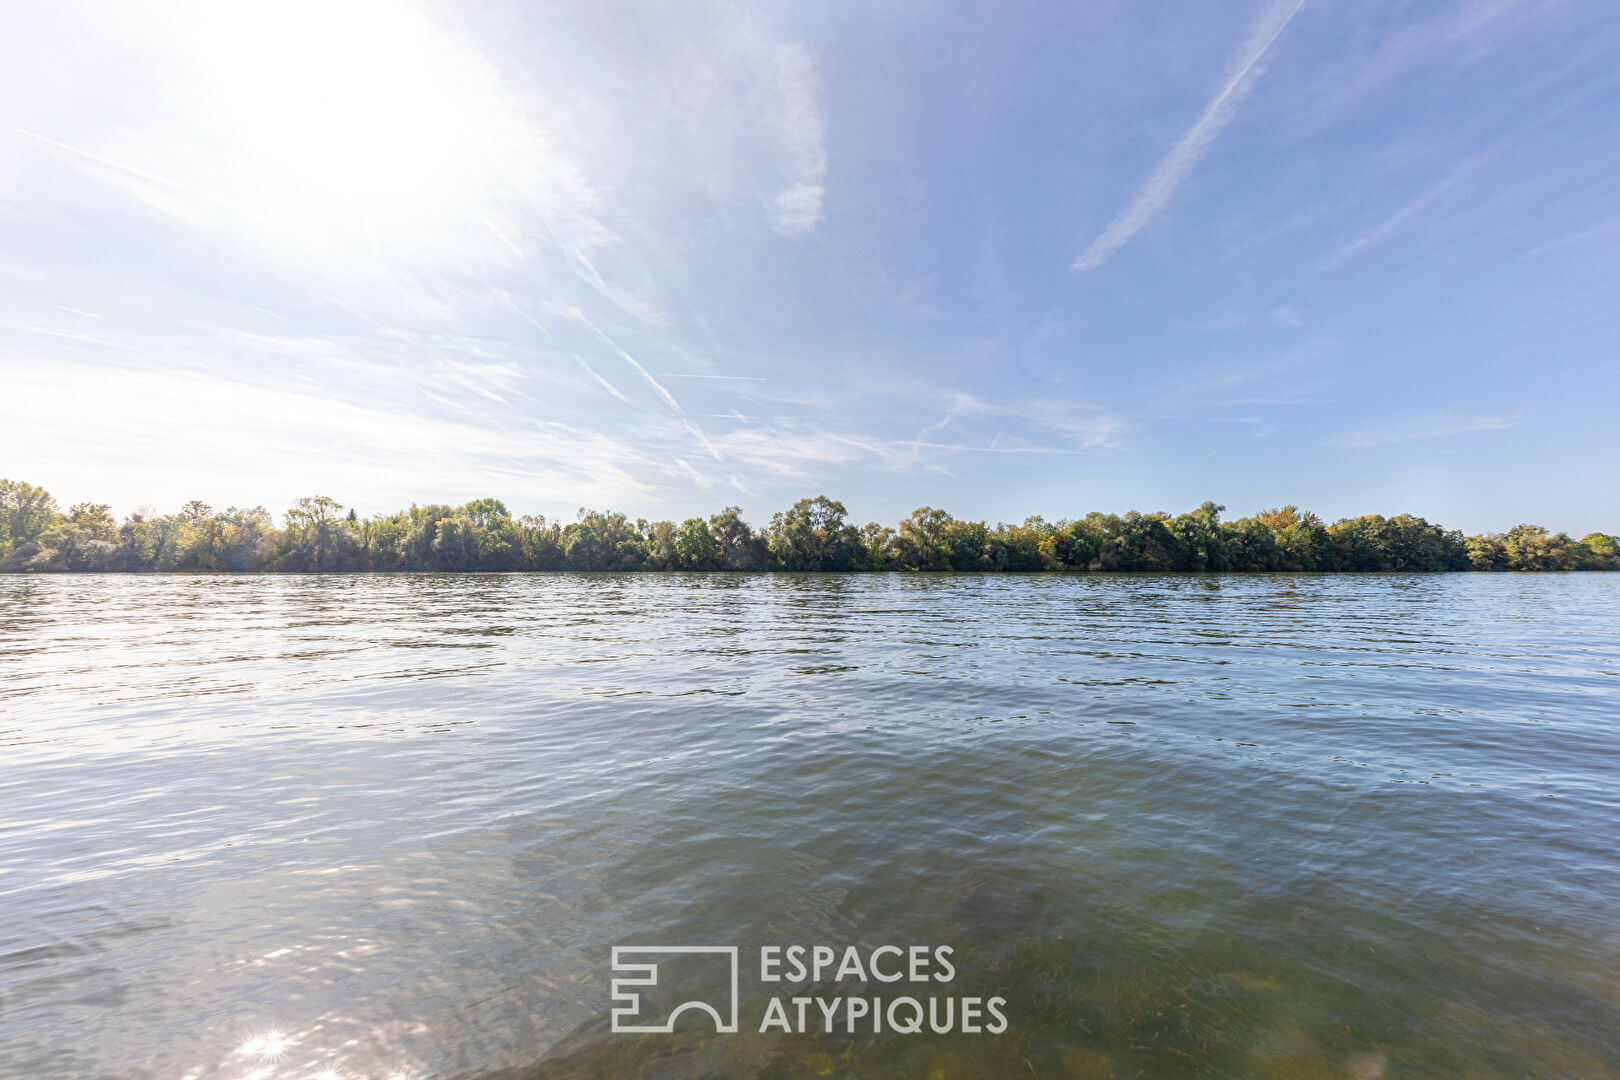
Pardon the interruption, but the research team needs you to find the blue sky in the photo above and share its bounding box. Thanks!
[1,0,1616,534]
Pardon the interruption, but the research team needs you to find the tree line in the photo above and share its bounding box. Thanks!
[1,479,1615,574]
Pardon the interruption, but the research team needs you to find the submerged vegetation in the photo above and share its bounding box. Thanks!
[1,479,1615,573]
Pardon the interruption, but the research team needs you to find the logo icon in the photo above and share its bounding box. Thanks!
[610,946,740,1034]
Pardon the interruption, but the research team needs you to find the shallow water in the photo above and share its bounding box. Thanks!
[1,573,1617,1079]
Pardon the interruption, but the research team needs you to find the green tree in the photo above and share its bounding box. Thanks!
[1326,514,1465,571]
[1256,506,1329,571]
[768,496,862,571]
[1221,516,1283,571]
[674,517,721,570]
[0,479,62,558]
[941,518,989,570]
[1574,533,1620,570]
[564,510,647,570]
[861,523,897,570]
[1466,532,1506,571]
[460,498,510,530]
[2,483,1615,577]
[67,503,118,542]
[995,516,1060,571]
[708,506,767,570]
[1054,517,1105,569]
[1088,511,1180,571]
[216,506,273,570]
[642,519,679,570]
[1500,524,1571,571]
[896,507,953,570]
[517,514,564,569]
[1172,501,1226,571]
[283,495,353,570]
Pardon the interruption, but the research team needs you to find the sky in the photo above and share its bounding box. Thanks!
[1,0,1616,535]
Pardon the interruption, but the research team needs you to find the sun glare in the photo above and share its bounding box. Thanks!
[154,0,541,270]
[234,1029,287,1060]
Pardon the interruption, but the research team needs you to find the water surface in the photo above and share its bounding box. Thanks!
[2,573,1617,1078]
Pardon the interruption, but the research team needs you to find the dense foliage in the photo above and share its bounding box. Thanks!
[1,479,1615,573]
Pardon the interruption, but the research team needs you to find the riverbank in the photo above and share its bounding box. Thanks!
[4,481,1616,574]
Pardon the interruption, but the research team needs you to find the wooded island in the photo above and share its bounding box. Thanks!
[2,479,1614,573]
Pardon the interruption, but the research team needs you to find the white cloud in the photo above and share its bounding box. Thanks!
[0,352,665,516]
[1321,158,1480,270]
[762,42,827,236]
[1331,412,1519,448]
[574,354,629,403]
[1294,0,1544,132]
[0,0,829,314]
[1074,0,1306,272]
[2,1,588,294]
[0,0,850,514]
[767,183,828,237]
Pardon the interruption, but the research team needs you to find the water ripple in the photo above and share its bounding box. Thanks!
[1,573,1617,1077]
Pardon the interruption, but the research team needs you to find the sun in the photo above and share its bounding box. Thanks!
[137,0,547,273]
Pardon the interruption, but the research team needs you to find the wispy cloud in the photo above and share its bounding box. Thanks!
[1330,412,1519,448]
[1294,0,1544,133]
[4,0,1604,532]
[892,440,1094,456]
[573,354,628,402]
[1321,158,1480,269]
[566,308,682,413]
[762,42,827,236]
[672,458,714,490]
[901,392,1126,463]
[1513,217,1620,261]
[0,352,667,514]
[566,307,722,461]
[654,373,767,381]
[1073,0,1306,272]
[1197,340,1331,389]
[1,123,267,226]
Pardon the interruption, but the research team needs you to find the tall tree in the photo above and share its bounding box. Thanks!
[768,496,862,571]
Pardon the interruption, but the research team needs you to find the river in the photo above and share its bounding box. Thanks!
[2,573,1616,1078]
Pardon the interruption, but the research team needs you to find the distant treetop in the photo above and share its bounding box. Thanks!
[1,480,1614,574]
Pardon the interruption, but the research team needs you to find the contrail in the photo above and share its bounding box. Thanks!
[653,373,766,381]
[574,354,629,402]
[568,307,722,460]
[3,123,272,225]
[1073,0,1305,272]
[568,307,683,413]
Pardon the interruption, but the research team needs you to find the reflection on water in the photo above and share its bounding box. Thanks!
[1,573,1618,1078]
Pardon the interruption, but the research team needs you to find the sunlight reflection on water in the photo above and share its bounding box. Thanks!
[1,573,1617,1078]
